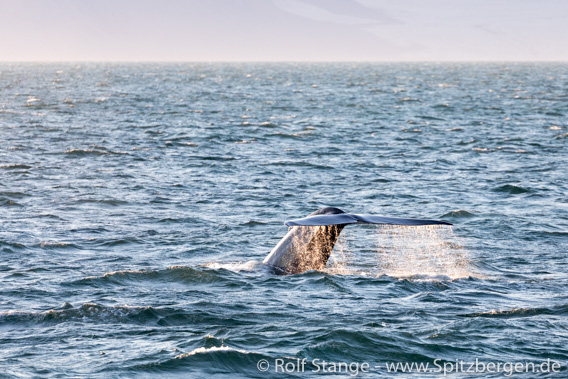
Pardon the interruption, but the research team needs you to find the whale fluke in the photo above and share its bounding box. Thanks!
[285,213,452,227]
[263,207,452,274]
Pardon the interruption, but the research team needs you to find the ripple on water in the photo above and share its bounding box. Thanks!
[68,266,247,287]
[441,210,476,218]
[0,302,258,328]
[0,164,33,170]
[129,345,267,377]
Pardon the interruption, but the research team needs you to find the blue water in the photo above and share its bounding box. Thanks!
[1,63,567,378]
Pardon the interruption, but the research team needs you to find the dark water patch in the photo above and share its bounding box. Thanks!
[74,198,129,206]
[300,329,436,363]
[0,198,22,207]
[158,217,204,224]
[240,220,268,227]
[493,184,530,194]
[262,161,333,170]
[419,115,444,121]
[542,230,568,237]
[189,155,236,161]
[0,241,26,252]
[0,303,178,326]
[433,103,453,109]
[0,164,32,170]
[94,237,143,247]
[459,304,568,319]
[127,345,269,377]
[68,266,242,287]
[298,274,353,294]
[34,213,62,220]
[64,148,128,157]
[388,277,454,294]
[150,196,171,203]
[264,132,310,139]
[68,226,110,234]
[441,210,476,218]
[352,276,396,287]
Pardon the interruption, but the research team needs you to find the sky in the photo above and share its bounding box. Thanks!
[1,0,567,61]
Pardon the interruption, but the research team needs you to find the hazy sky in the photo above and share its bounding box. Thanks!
[1,0,567,61]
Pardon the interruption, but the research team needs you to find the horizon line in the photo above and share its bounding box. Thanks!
[2,60,568,64]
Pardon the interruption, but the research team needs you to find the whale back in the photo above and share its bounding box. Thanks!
[263,207,347,274]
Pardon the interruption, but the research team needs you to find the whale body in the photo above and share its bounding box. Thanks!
[263,207,451,274]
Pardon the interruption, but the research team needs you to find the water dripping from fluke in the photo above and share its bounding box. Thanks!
[374,225,477,280]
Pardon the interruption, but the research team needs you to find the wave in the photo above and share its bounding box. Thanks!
[543,230,568,237]
[65,148,108,156]
[175,345,251,359]
[441,210,476,218]
[493,184,530,194]
[0,303,161,325]
[0,164,33,170]
[157,217,205,224]
[240,220,267,227]
[459,304,568,318]
[262,161,332,169]
[69,265,246,287]
[74,198,129,206]
[64,149,128,157]
[129,343,268,375]
[0,240,26,252]
[0,198,22,207]
[37,241,80,249]
[0,302,254,327]
[0,191,30,199]
[202,261,262,272]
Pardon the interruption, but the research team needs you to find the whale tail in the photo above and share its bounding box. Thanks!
[285,213,452,227]
[263,207,451,274]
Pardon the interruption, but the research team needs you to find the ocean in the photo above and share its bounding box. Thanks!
[1,62,567,377]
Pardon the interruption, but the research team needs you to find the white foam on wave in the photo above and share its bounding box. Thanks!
[26,96,41,104]
[102,270,146,277]
[203,260,262,272]
[0,310,30,317]
[174,345,251,359]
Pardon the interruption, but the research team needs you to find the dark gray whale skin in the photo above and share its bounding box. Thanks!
[263,207,451,275]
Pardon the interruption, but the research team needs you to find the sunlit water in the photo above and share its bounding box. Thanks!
[1,63,567,377]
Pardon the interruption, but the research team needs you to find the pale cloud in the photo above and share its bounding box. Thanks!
[356,0,568,60]
[0,0,566,61]
[272,0,399,25]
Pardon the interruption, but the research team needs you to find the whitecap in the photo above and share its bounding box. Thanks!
[175,345,251,359]
[202,260,261,272]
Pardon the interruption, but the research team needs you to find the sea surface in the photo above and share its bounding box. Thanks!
[1,63,567,378]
